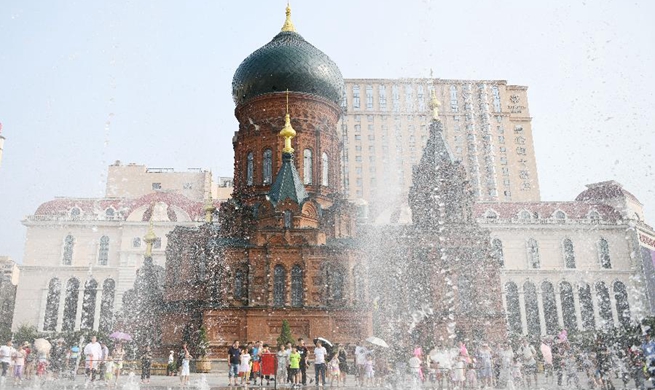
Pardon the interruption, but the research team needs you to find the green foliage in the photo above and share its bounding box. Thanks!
[13,323,38,345]
[276,319,294,347]
[197,325,210,358]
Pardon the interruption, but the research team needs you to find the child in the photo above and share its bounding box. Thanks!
[511,357,523,389]
[466,358,478,389]
[288,346,301,388]
[239,347,251,386]
[13,345,25,385]
[328,353,341,387]
[364,354,375,387]
[105,356,115,385]
[180,352,192,386]
[36,352,48,378]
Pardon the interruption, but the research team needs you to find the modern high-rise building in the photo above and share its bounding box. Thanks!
[340,79,540,218]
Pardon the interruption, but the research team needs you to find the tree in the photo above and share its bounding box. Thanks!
[277,319,294,347]
[13,323,38,345]
[196,325,210,359]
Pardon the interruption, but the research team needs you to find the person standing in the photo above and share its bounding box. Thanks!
[354,341,369,386]
[180,352,192,386]
[540,338,553,383]
[99,340,109,382]
[12,344,25,385]
[140,346,152,384]
[83,336,102,382]
[314,340,327,387]
[519,339,538,387]
[336,344,348,386]
[228,340,241,387]
[50,339,66,378]
[277,345,289,385]
[296,338,309,386]
[177,342,188,376]
[167,350,175,376]
[23,342,34,380]
[0,341,14,378]
[288,346,301,388]
[112,342,125,385]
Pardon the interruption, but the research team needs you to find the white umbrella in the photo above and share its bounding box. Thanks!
[365,336,389,348]
[313,337,333,347]
[33,338,51,354]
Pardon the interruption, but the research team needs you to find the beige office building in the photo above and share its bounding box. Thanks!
[340,79,540,217]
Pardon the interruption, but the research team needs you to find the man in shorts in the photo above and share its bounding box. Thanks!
[227,340,241,386]
[354,340,369,386]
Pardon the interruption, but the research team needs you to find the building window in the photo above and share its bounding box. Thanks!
[263,149,273,185]
[291,265,303,307]
[62,278,80,332]
[98,236,109,266]
[246,152,254,186]
[153,237,162,249]
[80,279,98,330]
[99,279,115,333]
[524,281,541,336]
[560,281,578,331]
[43,278,61,332]
[527,238,540,268]
[505,282,522,334]
[450,85,459,112]
[491,238,504,267]
[70,207,81,219]
[365,85,373,110]
[352,85,360,109]
[284,210,292,229]
[379,85,387,111]
[62,235,74,265]
[596,281,614,327]
[152,183,161,190]
[589,211,601,222]
[392,85,400,112]
[234,269,247,301]
[183,182,193,190]
[579,284,596,330]
[491,85,501,112]
[558,238,576,269]
[614,281,631,328]
[303,149,313,185]
[105,208,115,220]
[321,153,329,187]
[417,85,425,111]
[132,237,141,248]
[273,265,286,307]
[328,266,345,302]
[599,238,611,268]
[405,84,414,111]
[541,281,559,335]
[353,265,365,304]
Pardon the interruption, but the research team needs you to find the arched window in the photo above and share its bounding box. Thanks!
[599,238,612,269]
[554,210,566,221]
[527,239,540,269]
[80,279,98,330]
[579,284,596,330]
[596,281,614,327]
[519,210,531,220]
[98,236,110,266]
[353,265,365,304]
[541,281,558,335]
[273,265,286,307]
[212,270,224,305]
[234,269,248,301]
[132,237,141,248]
[486,210,498,222]
[492,238,504,267]
[263,149,273,185]
[303,149,313,185]
[284,210,292,229]
[321,153,329,187]
[62,278,80,332]
[105,208,115,220]
[291,266,303,307]
[43,278,61,331]
[589,211,601,222]
[505,282,522,334]
[328,266,345,302]
[70,207,81,219]
[246,152,254,186]
[99,279,115,333]
[62,235,75,265]
[614,281,631,327]
[560,281,577,331]
[524,281,541,335]
[563,238,576,268]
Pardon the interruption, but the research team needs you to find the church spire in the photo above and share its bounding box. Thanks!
[279,90,296,153]
[280,2,296,32]
[144,218,157,257]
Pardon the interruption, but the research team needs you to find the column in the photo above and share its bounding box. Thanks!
[74,288,84,331]
[518,288,528,335]
[536,287,547,336]
[37,289,48,332]
[591,282,601,330]
[572,285,584,331]
[56,284,67,332]
[93,287,103,331]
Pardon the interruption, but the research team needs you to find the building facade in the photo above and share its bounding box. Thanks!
[13,164,213,332]
[340,79,540,219]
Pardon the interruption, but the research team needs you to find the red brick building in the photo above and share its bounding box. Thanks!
[161,7,372,356]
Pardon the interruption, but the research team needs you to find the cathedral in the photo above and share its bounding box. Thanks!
[161,6,371,354]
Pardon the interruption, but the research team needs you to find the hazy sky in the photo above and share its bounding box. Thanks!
[0,0,653,263]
